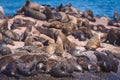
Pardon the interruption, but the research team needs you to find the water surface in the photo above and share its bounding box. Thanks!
[0,0,120,19]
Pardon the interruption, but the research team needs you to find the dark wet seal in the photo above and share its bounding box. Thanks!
[0,56,15,76]
[23,6,46,20]
[76,55,100,73]
[50,62,72,77]
[94,51,119,73]
[77,27,93,40]
[107,11,120,27]
[91,24,109,33]
[104,28,120,46]
[0,46,12,56]
[70,49,85,57]
[17,55,48,76]
[108,20,120,27]
[3,61,20,79]
[36,59,57,73]
[17,60,38,76]
[0,41,12,56]
[72,30,86,41]
[10,18,23,30]
[43,6,56,21]
[2,36,14,45]
[50,58,83,77]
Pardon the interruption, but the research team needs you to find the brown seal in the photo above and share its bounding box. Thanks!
[21,25,32,41]
[23,6,46,20]
[94,51,119,72]
[85,33,100,50]
[82,9,96,22]
[62,22,77,36]
[114,11,119,22]
[54,30,76,52]
[104,28,120,46]
[42,21,63,29]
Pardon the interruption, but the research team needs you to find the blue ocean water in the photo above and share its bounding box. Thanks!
[0,0,120,19]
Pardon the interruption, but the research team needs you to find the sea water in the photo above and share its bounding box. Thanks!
[0,0,120,19]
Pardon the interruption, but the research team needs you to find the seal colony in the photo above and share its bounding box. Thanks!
[0,0,120,80]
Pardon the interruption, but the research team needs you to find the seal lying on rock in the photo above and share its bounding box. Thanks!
[0,20,20,41]
[23,6,46,20]
[17,54,48,76]
[72,27,93,41]
[82,9,96,22]
[50,58,83,77]
[0,56,19,78]
[42,21,63,29]
[3,30,20,41]
[104,28,120,46]
[94,51,119,73]
[77,55,100,73]
[0,44,12,56]
[54,30,77,53]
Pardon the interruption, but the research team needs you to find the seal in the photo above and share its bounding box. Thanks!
[21,25,32,41]
[82,9,96,22]
[54,30,77,52]
[94,51,119,72]
[85,33,100,50]
[62,22,76,36]
[17,54,48,76]
[0,55,20,79]
[42,21,63,29]
[50,58,83,77]
[23,6,46,20]
[3,30,20,41]
[104,28,120,46]
[114,11,119,22]
[0,41,12,56]
[44,6,55,21]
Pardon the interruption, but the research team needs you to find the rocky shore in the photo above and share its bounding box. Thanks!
[0,0,120,80]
